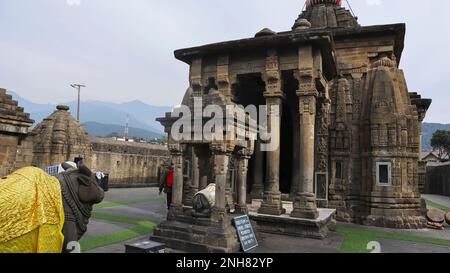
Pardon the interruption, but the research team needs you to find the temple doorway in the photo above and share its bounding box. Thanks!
[231,72,300,197]
[232,73,266,195]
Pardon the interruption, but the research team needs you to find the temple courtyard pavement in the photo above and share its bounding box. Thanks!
[82,188,450,253]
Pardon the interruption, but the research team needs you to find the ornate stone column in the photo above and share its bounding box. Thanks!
[211,143,232,222]
[291,47,319,220]
[250,140,264,199]
[236,148,251,214]
[191,146,200,194]
[168,143,184,218]
[258,50,285,216]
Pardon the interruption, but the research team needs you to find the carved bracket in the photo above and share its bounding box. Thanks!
[263,50,284,98]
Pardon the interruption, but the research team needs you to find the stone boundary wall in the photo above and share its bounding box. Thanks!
[425,162,450,197]
[90,138,169,188]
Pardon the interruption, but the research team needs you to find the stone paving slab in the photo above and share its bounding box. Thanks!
[97,202,167,222]
[423,194,450,208]
[249,232,344,253]
[103,187,161,202]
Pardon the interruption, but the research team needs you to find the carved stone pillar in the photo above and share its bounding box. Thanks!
[211,143,232,222]
[217,55,232,98]
[200,173,208,191]
[291,48,319,220]
[190,58,203,96]
[168,143,184,218]
[258,50,285,216]
[236,148,251,214]
[250,140,264,199]
[258,97,284,215]
[191,146,200,196]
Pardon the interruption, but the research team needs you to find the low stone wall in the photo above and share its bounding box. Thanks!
[426,162,450,196]
[90,138,169,188]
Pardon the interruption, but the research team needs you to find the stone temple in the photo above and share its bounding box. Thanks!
[153,0,432,252]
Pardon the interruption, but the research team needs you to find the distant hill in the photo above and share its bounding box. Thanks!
[6,90,448,150]
[7,91,171,134]
[82,122,163,139]
[422,123,450,151]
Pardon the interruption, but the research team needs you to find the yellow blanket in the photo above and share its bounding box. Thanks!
[0,167,65,253]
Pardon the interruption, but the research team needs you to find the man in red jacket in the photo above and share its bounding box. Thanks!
[159,163,174,210]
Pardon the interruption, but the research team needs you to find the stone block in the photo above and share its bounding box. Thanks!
[427,208,445,223]
[249,209,336,240]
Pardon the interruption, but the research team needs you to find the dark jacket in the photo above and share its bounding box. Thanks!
[159,167,172,194]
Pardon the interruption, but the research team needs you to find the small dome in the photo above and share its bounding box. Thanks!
[56,105,70,111]
[293,19,312,30]
[31,105,92,168]
[255,28,276,38]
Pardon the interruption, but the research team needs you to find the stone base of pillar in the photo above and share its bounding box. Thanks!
[184,186,198,207]
[168,204,183,220]
[211,207,227,223]
[250,185,264,200]
[150,218,241,253]
[235,205,248,215]
[225,188,235,213]
[291,193,319,220]
[258,192,286,216]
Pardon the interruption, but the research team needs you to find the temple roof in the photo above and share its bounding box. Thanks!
[175,29,337,80]
[0,88,34,135]
[32,105,92,148]
[293,0,359,29]
[174,1,406,72]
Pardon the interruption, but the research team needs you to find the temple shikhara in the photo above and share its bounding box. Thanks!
[153,0,432,252]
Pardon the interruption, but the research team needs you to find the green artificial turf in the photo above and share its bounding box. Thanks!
[94,197,164,209]
[79,212,159,252]
[337,225,450,253]
[80,222,157,252]
[425,199,450,212]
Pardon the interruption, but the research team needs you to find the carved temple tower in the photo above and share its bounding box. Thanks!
[153,0,431,252]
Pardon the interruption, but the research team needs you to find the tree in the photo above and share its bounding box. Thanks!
[431,130,450,161]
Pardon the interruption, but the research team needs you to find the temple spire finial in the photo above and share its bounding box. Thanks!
[306,0,342,7]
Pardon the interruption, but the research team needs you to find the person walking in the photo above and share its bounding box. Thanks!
[159,163,174,210]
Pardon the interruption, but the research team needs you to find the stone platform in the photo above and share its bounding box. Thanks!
[249,208,336,240]
[150,217,241,253]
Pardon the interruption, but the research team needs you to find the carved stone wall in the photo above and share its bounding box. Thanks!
[0,88,34,176]
[0,102,170,187]
[357,57,425,228]
[91,138,169,187]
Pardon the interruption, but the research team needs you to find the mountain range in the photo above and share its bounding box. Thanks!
[8,91,170,139]
[5,90,450,149]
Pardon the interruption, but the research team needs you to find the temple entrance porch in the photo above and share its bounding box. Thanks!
[231,71,304,200]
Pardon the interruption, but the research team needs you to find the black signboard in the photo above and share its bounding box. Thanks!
[233,215,258,252]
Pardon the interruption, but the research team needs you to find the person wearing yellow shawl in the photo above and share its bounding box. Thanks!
[0,167,65,253]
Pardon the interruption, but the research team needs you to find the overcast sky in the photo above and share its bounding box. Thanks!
[0,0,449,123]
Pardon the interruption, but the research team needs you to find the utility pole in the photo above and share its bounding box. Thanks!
[70,84,86,122]
[124,113,129,141]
